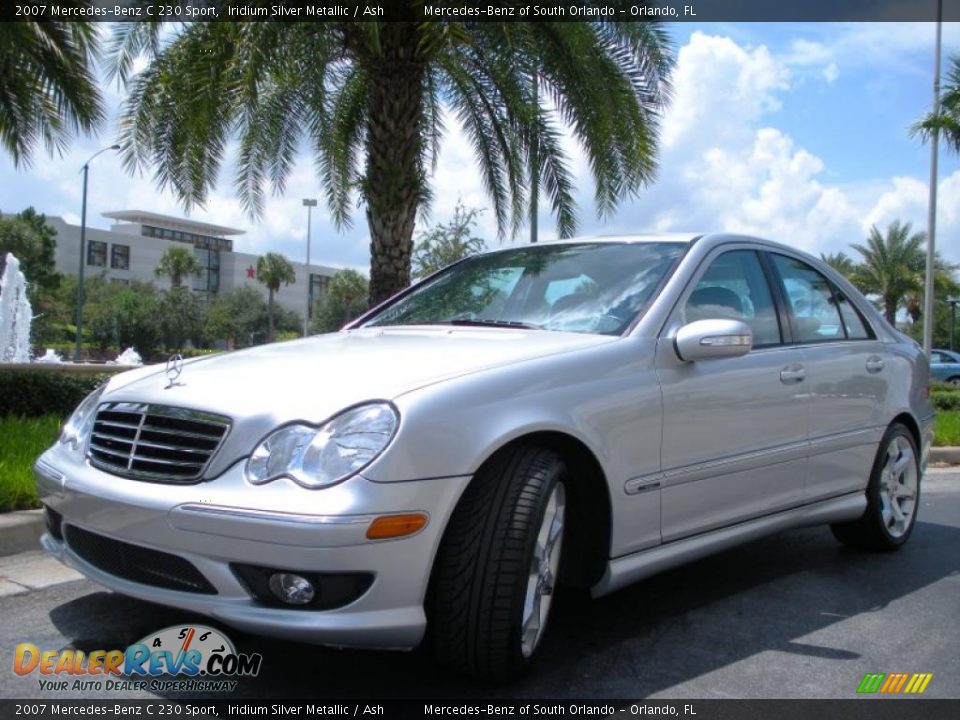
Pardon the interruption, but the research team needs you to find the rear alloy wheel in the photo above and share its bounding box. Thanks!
[831,423,920,550]
[431,445,567,680]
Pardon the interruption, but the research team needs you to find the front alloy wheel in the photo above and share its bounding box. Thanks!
[432,445,567,680]
[521,481,566,658]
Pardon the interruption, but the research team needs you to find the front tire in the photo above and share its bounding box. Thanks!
[831,423,921,550]
[431,445,567,680]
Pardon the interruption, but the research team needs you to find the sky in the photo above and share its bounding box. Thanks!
[2,21,960,273]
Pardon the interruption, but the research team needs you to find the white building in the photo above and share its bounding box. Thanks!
[42,210,339,321]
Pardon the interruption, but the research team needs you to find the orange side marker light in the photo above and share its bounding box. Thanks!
[367,513,428,540]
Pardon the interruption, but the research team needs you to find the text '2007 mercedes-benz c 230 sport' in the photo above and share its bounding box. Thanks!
[35,233,933,680]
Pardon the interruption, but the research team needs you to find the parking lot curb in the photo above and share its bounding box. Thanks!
[930,446,960,465]
[0,510,43,557]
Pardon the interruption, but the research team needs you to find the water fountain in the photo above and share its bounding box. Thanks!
[0,252,32,363]
[1,252,143,367]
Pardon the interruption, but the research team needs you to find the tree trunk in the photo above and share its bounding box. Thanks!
[364,23,425,307]
[267,289,275,343]
[884,296,898,326]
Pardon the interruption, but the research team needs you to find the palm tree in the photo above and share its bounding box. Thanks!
[256,252,295,342]
[820,251,858,279]
[913,55,960,152]
[0,20,104,166]
[155,246,202,288]
[850,221,926,325]
[107,17,674,305]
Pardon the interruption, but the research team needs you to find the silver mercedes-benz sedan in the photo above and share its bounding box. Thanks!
[35,233,933,680]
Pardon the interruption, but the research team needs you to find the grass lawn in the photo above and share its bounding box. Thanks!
[0,415,61,512]
[934,411,960,447]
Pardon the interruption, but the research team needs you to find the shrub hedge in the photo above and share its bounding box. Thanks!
[0,367,123,418]
[932,389,960,412]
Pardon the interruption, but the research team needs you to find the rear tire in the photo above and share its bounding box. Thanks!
[431,445,567,681]
[830,423,920,551]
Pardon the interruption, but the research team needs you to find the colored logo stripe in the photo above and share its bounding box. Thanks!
[857,673,885,693]
[857,672,933,694]
[904,673,934,694]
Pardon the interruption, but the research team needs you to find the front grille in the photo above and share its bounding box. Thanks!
[88,402,230,483]
[65,525,217,595]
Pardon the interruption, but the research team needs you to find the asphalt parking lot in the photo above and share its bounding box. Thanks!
[2,471,958,701]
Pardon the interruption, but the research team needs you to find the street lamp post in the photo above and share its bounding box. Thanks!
[302,198,317,337]
[74,145,120,363]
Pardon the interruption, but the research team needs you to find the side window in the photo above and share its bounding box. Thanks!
[931,351,948,364]
[834,289,872,340]
[683,250,781,347]
[770,255,845,343]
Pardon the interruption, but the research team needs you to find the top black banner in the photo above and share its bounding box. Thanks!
[3,0,959,23]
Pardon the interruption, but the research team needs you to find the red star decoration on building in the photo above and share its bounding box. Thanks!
[246,265,256,279]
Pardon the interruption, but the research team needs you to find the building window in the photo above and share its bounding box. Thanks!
[87,240,107,267]
[111,244,130,270]
[191,247,221,299]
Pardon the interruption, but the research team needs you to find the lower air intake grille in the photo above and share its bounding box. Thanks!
[65,525,217,595]
[88,402,230,483]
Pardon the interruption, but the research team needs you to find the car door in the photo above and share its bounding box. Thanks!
[766,253,887,501]
[656,247,808,543]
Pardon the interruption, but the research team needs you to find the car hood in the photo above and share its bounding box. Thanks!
[103,326,616,425]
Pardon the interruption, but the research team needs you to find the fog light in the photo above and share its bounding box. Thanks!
[268,573,315,605]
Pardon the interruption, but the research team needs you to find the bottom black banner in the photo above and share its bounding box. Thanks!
[3,699,959,720]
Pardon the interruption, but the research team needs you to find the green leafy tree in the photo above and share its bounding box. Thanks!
[913,55,960,152]
[0,21,103,166]
[85,280,162,357]
[256,252,296,342]
[158,287,207,351]
[850,221,928,325]
[0,208,61,295]
[205,286,270,348]
[155,246,202,288]
[412,203,487,280]
[311,269,369,334]
[820,251,857,279]
[108,18,674,305]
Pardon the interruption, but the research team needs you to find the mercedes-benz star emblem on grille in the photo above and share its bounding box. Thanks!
[165,353,184,389]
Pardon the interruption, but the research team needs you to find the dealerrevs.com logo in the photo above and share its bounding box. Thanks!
[856,672,934,695]
[13,625,262,693]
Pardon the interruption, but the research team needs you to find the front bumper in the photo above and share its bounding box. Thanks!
[35,445,470,650]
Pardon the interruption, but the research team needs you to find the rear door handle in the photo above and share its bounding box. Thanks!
[866,356,885,373]
[780,365,806,384]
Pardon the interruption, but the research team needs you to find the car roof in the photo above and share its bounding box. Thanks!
[484,232,814,260]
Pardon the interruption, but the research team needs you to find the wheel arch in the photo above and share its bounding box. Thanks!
[890,412,921,454]
[430,430,612,593]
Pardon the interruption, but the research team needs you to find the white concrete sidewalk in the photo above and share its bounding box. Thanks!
[0,550,81,597]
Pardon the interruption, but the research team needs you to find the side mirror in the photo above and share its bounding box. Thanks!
[674,319,753,362]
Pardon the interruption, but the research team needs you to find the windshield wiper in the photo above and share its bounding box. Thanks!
[447,319,542,330]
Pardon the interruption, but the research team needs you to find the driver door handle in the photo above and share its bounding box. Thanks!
[780,365,806,384]
[866,356,885,373]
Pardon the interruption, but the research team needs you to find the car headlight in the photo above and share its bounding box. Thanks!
[59,384,106,452]
[245,403,399,489]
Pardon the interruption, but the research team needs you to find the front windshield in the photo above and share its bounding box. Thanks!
[362,242,686,336]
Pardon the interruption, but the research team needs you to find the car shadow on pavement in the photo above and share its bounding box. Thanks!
[47,519,959,698]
